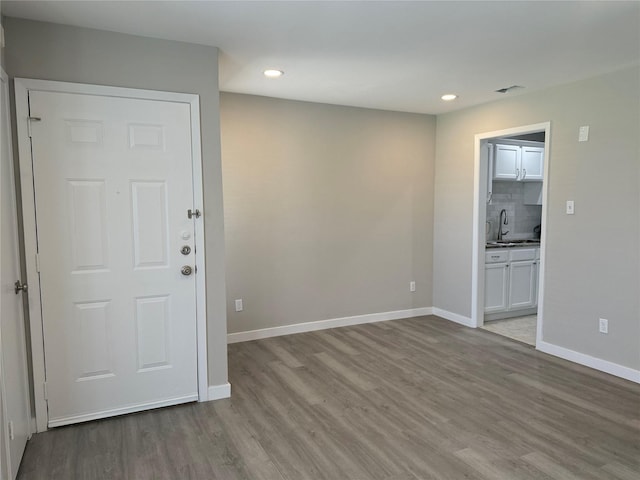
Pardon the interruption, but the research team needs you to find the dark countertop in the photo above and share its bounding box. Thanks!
[486,240,541,249]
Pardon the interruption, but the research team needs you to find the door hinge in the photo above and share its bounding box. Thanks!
[27,116,42,138]
[43,382,48,401]
[187,208,201,219]
[35,253,41,272]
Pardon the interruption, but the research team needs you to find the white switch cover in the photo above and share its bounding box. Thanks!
[235,299,243,312]
[410,281,416,292]
[578,126,589,142]
[599,318,608,334]
[566,200,575,215]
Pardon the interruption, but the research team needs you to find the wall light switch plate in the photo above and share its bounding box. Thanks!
[599,318,608,334]
[566,200,575,215]
[235,299,243,312]
[410,281,416,292]
[578,125,589,142]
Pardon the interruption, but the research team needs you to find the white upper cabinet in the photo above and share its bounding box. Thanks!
[493,142,544,182]
[520,146,544,181]
[493,144,521,180]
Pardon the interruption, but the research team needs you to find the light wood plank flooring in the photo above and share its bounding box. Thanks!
[17,316,640,479]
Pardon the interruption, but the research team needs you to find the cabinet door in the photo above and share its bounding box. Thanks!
[508,260,536,310]
[494,144,520,180]
[485,263,509,313]
[520,146,544,181]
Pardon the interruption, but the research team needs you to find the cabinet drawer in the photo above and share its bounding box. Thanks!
[486,251,509,263]
[510,248,536,261]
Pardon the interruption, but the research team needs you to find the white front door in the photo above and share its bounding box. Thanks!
[1,70,31,479]
[28,90,200,427]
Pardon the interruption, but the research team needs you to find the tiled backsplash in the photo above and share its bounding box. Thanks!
[487,181,542,240]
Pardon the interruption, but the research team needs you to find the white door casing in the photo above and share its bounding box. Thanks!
[471,122,550,334]
[15,80,208,431]
[1,69,32,479]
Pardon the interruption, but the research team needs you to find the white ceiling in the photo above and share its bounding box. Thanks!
[2,1,639,114]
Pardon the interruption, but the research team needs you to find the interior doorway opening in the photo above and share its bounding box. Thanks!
[471,122,551,348]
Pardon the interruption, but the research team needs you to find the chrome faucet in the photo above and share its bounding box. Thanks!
[497,209,509,241]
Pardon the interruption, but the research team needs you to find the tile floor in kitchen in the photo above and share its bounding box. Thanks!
[481,315,537,346]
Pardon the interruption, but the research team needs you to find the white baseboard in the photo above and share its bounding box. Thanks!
[207,382,231,400]
[431,307,474,327]
[537,340,640,384]
[227,307,433,344]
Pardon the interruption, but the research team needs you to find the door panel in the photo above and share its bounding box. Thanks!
[29,91,198,427]
[521,146,544,180]
[484,263,509,313]
[509,261,536,310]
[493,144,520,180]
[1,71,31,479]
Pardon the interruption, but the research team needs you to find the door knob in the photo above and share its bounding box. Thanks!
[14,281,28,294]
[181,266,193,276]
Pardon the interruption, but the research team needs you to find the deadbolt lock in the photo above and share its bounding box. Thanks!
[181,265,193,276]
[181,245,191,255]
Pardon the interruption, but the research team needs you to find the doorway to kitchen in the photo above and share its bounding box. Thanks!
[471,122,550,347]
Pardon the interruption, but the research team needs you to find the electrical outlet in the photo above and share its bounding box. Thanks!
[599,318,608,334]
[235,299,243,312]
[409,281,416,292]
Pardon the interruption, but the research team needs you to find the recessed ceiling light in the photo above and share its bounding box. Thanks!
[263,69,284,78]
[441,94,458,101]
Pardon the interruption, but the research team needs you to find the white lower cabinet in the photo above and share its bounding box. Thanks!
[508,260,537,309]
[485,263,509,313]
[485,247,539,315]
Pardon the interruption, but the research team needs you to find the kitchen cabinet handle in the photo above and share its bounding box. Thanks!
[515,168,520,179]
[522,169,527,179]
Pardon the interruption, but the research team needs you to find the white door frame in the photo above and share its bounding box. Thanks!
[14,79,209,432]
[471,122,551,343]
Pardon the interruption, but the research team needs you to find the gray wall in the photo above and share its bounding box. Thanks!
[3,18,228,387]
[434,67,640,369]
[221,93,435,333]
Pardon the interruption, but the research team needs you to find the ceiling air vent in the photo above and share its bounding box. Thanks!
[495,85,524,94]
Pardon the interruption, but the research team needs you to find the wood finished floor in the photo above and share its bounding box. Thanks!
[17,316,640,480]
